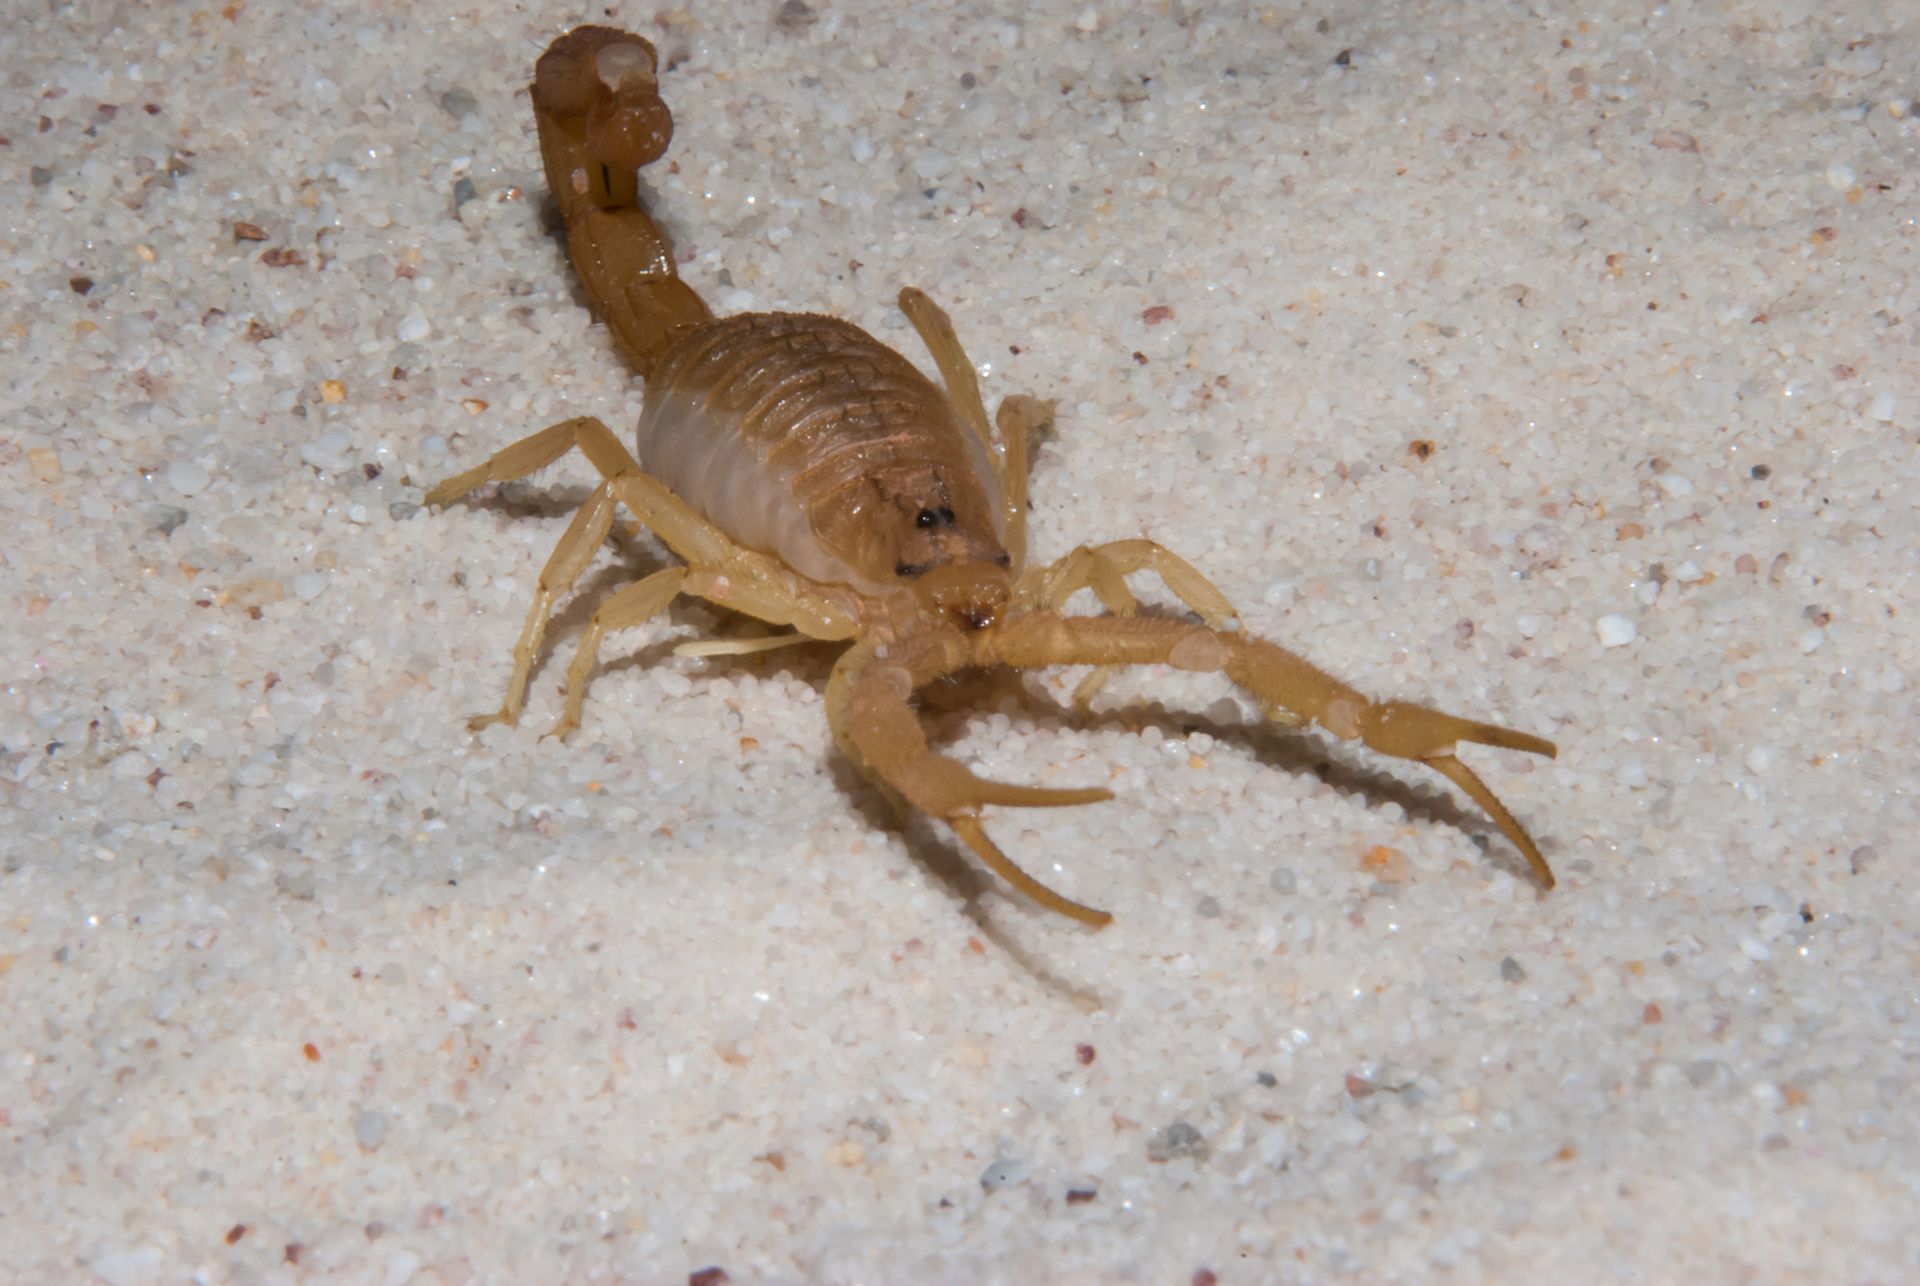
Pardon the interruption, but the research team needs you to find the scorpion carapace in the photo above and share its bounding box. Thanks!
[425,25,1561,927]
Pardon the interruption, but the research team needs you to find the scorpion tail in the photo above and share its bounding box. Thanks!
[532,26,714,378]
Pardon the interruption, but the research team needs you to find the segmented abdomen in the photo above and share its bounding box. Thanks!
[634,312,1001,591]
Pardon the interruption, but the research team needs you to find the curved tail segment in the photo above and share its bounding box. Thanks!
[531,26,714,378]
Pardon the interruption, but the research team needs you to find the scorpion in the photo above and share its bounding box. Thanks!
[425,25,1559,927]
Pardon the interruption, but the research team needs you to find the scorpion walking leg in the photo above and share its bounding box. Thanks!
[424,416,608,509]
[462,479,617,731]
[991,395,1050,569]
[428,416,854,730]
[897,287,1052,568]
[1017,539,1241,707]
[826,635,1118,926]
[979,613,1560,889]
[899,287,994,462]
[548,567,687,740]
[1019,539,1239,627]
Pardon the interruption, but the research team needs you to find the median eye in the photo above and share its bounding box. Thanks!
[915,509,938,529]
[937,506,955,524]
[895,561,925,578]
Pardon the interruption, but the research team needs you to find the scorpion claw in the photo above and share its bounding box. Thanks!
[1338,700,1557,887]
[950,816,1113,928]
[967,780,1112,810]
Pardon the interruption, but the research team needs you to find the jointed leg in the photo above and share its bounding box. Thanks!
[424,416,613,509]
[465,480,618,730]
[548,567,687,739]
[897,287,1055,567]
[826,635,1118,926]
[978,613,1560,888]
[992,395,1050,568]
[427,415,738,571]
[899,287,995,473]
[1019,538,1242,707]
[427,414,855,732]
[1020,538,1240,627]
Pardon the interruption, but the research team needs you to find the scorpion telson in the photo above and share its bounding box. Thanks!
[425,25,1560,927]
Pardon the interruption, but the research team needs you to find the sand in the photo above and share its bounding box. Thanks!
[4,1,1916,1280]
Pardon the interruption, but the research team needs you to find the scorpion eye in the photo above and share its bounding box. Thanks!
[938,506,956,524]
[915,509,938,529]
[895,561,925,578]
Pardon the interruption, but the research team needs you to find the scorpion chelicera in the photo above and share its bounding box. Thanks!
[426,26,1559,926]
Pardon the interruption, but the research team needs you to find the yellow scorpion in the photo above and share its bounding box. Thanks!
[426,26,1558,926]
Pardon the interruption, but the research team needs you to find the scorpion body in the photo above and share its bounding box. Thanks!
[426,26,1560,927]
[636,312,1007,596]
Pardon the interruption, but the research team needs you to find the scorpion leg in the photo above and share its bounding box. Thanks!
[991,395,1050,570]
[428,416,856,730]
[464,479,618,731]
[826,635,1118,926]
[978,612,1560,889]
[897,287,1052,569]
[899,287,994,463]
[1019,539,1239,626]
[547,566,687,740]
[423,415,607,510]
[1017,539,1242,708]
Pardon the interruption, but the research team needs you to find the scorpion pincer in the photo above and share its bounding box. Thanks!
[426,26,1560,927]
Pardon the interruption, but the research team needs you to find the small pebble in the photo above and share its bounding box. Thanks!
[165,459,211,496]
[1499,956,1526,983]
[979,1157,1028,1191]
[1516,524,1560,566]
[300,427,354,472]
[1147,1121,1209,1163]
[1596,614,1637,648]
[397,313,431,343]
[355,1109,388,1150]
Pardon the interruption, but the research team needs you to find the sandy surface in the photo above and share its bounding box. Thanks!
[5,1,1917,1281]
